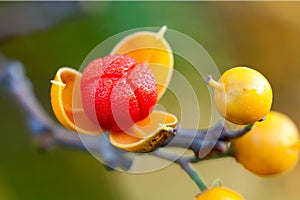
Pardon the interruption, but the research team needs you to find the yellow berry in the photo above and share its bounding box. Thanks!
[208,66,272,125]
[232,111,300,175]
[195,187,245,200]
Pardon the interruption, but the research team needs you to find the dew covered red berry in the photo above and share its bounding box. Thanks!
[81,54,158,131]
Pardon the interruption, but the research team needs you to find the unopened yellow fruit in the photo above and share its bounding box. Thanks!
[232,111,300,175]
[195,187,245,200]
[209,66,272,125]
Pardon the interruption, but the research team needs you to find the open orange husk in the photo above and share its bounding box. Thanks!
[110,111,177,152]
[50,26,176,152]
[50,67,103,134]
[111,25,173,100]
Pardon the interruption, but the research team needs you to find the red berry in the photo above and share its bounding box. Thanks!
[81,55,157,131]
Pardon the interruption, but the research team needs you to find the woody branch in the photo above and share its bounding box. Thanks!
[0,55,251,174]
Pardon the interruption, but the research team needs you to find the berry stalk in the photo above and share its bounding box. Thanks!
[151,149,208,191]
[206,75,224,91]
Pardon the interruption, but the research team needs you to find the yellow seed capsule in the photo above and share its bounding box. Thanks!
[195,187,245,200]
[232,111,300,175]
[207,66,272,125]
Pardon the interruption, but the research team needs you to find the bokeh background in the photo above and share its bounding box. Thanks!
[1,1,300,200]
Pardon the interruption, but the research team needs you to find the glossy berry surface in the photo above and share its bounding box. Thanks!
[81,54,157,131]
[213,66,272,125]
[232,111,300,175]
[195,187,245,200]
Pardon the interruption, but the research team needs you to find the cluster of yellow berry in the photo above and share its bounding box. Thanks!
[197,67,299,199]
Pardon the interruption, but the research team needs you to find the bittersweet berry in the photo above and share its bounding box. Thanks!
[81,54,158,131]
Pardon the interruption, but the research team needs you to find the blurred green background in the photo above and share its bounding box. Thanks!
[1,1,300,200]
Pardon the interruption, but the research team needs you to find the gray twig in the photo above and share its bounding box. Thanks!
[0,55,253,176]
[0,55,133,171]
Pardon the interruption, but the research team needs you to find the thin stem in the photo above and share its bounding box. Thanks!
[206,75,224,91]
[202,145,234,161]
[151,149,208,191]
[219,123,254,141]
[245,123,254,131]
[155,25,167,40]
[182,162,208,191]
